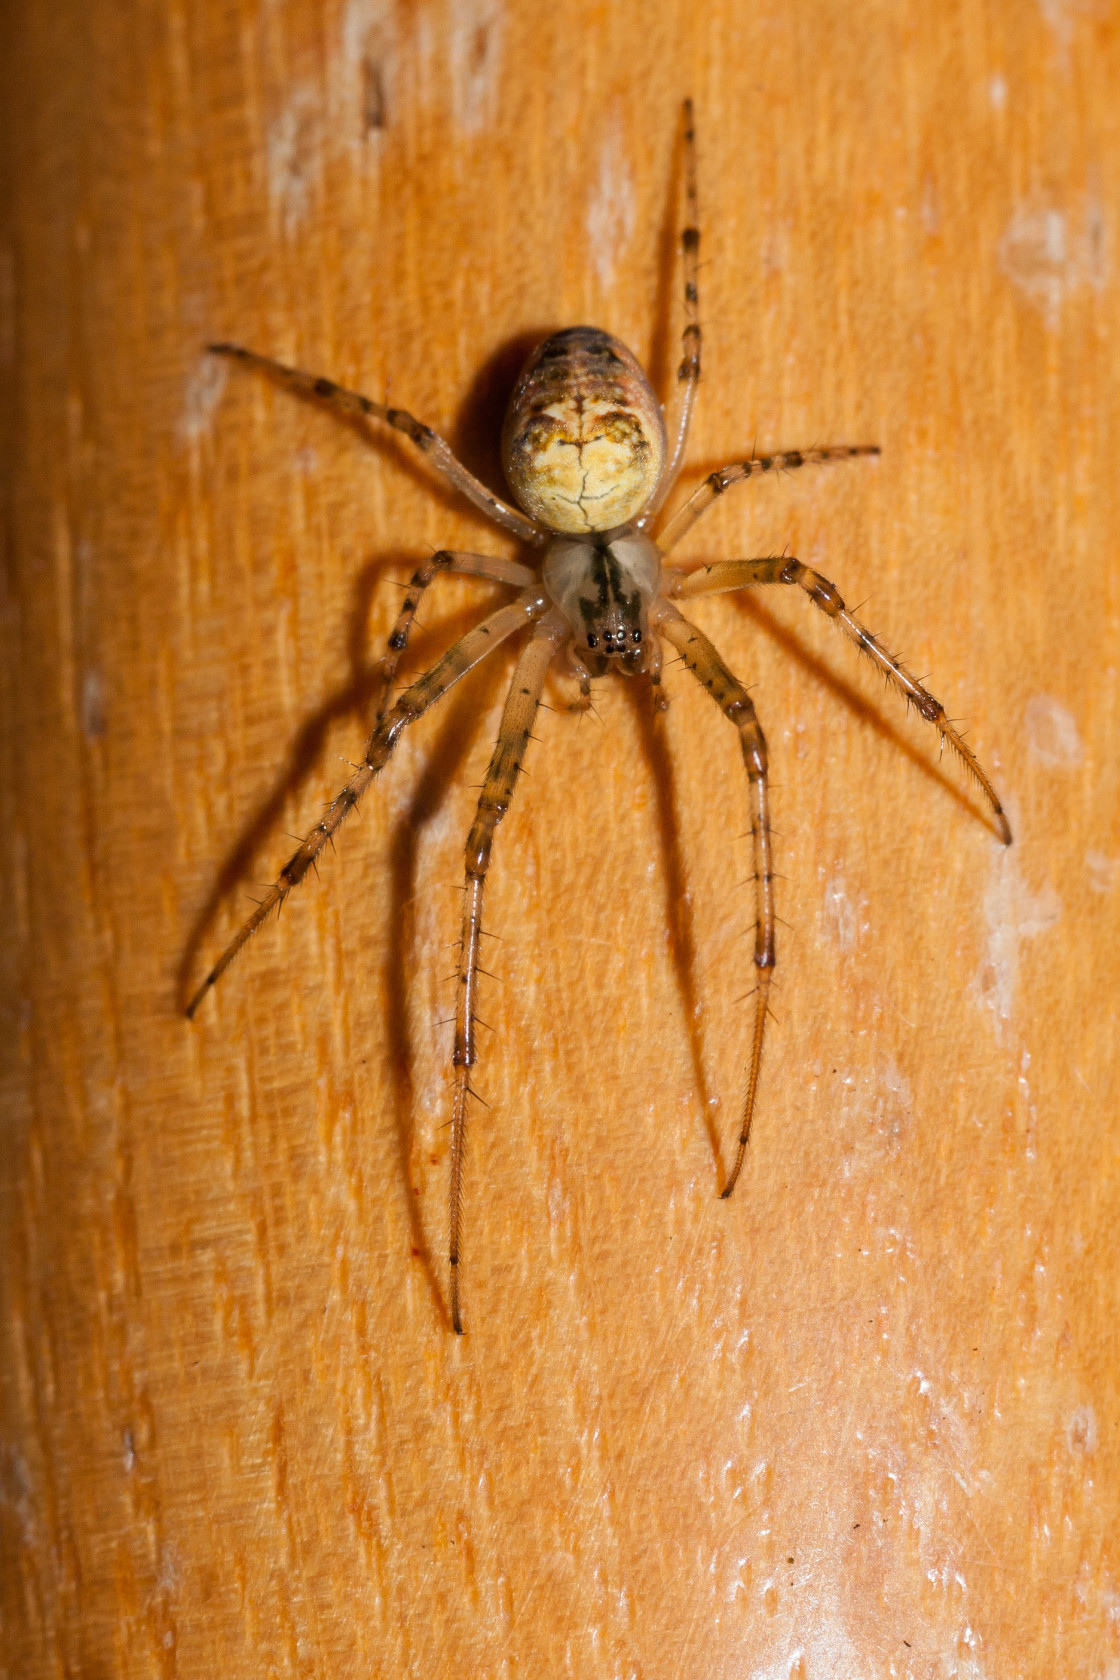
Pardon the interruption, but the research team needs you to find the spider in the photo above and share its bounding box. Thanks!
[188,103,1010,1334]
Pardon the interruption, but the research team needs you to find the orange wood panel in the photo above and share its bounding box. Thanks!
[2,1,1118,1674]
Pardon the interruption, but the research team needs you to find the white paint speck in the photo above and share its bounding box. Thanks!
[1037,0,1110,52]
[337,0,394,143]
[1086,851,1119,894]
[587,126,636,293]
[820,862,868,952]
[179,353,228,444]
[268,85,323,234]
[1018,1047,1038,1159]
[1000,193,1108,327]
[971,843,1061,1035]
[1025,693,1083,767]
[446,0,503,136]
[989,72,1008,109]
[744,1610,865,1680]
[1068,1404,1098,1455]
[947,1621,987,1680]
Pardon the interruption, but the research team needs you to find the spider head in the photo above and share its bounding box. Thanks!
[542,530,661,676]
[579,596,647,675]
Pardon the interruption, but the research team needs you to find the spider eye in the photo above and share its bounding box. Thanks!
[586,634,598,648]
[632,629,642,643]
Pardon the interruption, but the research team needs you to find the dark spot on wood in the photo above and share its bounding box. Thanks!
[363,59,386,132]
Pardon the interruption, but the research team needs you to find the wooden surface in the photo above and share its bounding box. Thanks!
[2,1,1119,1674]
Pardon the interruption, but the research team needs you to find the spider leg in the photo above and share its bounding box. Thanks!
[646,630,670,711]
[449,609,567,1333]
[209,343,547,545]
[656,446,880,556]
[186,589,547,1019]
[653,601,775,1198]
[639,98,701,528]
[375,549,536,720]
[670,556,1011,842]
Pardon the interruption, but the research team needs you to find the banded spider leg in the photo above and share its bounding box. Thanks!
[666,556,1011,843]
[651,602,777,1197]
[449,610,568,1333]
[185,579,547,1019]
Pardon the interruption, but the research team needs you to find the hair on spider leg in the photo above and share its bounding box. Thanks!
[442,925,503,945]
[731,981,785,1010]
[435,1013,496,1035]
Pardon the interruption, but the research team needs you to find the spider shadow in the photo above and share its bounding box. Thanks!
[217,333,547,530]
[185,325,581,1327]
[646,100,692,413]
[634,579,997,1194]
[628,685,727,1184]
[449,328,556,496]
[179,545,515,1329]
[177,545,415,1011]
[726,587,995,831]
[180,325,551,992]
[382,649,512,1333]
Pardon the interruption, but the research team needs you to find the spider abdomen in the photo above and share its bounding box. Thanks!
[501,327,666,535]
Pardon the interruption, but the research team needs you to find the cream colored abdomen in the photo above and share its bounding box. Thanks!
[501,328,666,534]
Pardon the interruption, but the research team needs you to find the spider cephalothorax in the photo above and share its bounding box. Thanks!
[190,103,1009,1334]
[541,530,660,677]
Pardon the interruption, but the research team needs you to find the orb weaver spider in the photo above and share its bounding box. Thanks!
[188,103,1010,1333]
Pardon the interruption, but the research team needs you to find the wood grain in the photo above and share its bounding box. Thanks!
[2,1,1118,1674]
